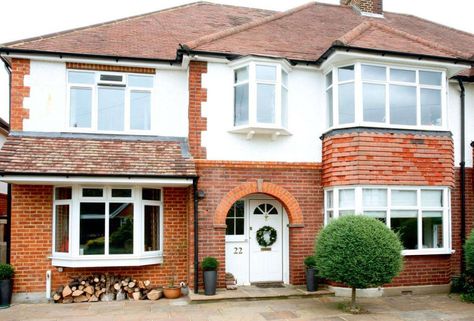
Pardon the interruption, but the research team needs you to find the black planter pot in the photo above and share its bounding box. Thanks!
[305,268,318,292]
[203,270,217,296]
[0,279,13,308]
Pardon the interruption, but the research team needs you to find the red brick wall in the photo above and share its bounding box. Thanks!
[10,58,30,131]
[65,62,155,74]
[188,61,207,159]
[322,130,454,187]
[0,193,7,217]
[10,185,190,293]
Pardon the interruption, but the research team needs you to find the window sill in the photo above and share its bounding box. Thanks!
[229,125,291,140]
[402,249,453,256]
[51,254,163,268]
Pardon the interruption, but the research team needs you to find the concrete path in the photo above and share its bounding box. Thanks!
[1,294,473,321]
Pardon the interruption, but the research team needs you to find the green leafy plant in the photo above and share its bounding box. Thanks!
[465,229,474,276]
[315,215,403,312]
[304,256,317,269]
[201,257,219,271]
[0,264,14,280]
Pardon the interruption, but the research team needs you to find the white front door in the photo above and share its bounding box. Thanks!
[249,199,283,283]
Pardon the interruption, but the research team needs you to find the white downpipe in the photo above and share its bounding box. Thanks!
[45,270,52,300]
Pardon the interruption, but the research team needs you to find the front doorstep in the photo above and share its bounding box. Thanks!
[329,284,451,298]
[189,285,334,303]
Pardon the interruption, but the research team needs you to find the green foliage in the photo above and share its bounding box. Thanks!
[461,292,474,303]
[0,264,14,280]
[304,256,317,269]
[201,257,219,271]
[315,215,403,289]
[465,229,474,276]
[451,275,474,294]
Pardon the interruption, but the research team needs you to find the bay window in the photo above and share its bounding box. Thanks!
[326,63,445,129]
[324,186,451,255]
[68,71,154,132]
[232,61,290,134]
[52,186,163,267]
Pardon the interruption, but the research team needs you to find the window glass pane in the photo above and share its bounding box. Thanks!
[226,218,235,235]
[80,203,105,255]
[391,210,418,250]
[235,218,244,235]
[256,65,276,81]
[326,190,333,209]
[70,87,92,128]
[420,71,442,86]
[390,69,416,83]
[144,205,160,251]
[338,82,355,124]
[391,190,417,206]
[363,189,387,207]
[339,189,355,208]
[55,205,69,253]
[98,87,125,131]
[362,65,386,81]
[112,189,132,198]
[235,200,245,218]
[130,91,151,130]
[234,84,249,126]
[390,85,416,125]
[282,70,288,87]
[338,65,354,82]
[421,190,443,207]
[82,188,103,198]
[282,87,288,128]
[109,203,134,255]
[326,210,334,222]
[421,88,441,126]
[326,88,333,127]
[235,67,249,83]
[142,188,161,201]
[326,71,333,88]
[257,84,275,123]
[422,211,443,248]
[128,75,153,88]
[364,211,386,224]
[68,71,95,84]
[339,210,355,216]
[363,83,385,123]
[55,187,72,200]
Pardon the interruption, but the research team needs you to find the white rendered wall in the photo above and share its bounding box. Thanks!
[203,62,323,162]
[449,82,474,168]
[23,60,188,137]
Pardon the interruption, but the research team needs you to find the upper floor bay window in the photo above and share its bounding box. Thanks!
[324,186,451,255]
[233,62,289,133]
[326,63,445,130]
[68,71,154,132]
[53,186,162,267]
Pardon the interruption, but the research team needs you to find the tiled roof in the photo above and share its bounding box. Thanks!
[0,133,196,177]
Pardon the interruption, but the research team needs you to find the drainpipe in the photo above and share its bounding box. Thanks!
[193,178,199,293]
[457,78,466,274]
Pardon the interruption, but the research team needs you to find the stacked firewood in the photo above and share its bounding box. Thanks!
[52,274,163,303]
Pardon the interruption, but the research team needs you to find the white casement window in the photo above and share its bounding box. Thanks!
[233,62,289,130]
[326,63,446,130]
[324,186,451,255]
[52,186,163,267]
[67,71,154,132]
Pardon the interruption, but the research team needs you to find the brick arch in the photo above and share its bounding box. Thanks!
[214,181,304,226]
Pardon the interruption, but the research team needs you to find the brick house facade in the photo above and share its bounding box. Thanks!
[0,0,474,300]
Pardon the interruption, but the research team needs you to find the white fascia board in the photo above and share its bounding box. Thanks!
[228,55,293,71]
[0,175,194,186]
[188,54,229,64]
[321,50,471,77]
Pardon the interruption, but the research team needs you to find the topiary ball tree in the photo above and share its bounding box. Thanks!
[465,229,474,276]
[315,215,403,310]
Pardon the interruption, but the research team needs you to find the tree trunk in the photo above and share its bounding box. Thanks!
[351,287,356,309]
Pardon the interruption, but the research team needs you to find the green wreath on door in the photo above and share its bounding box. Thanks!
[256,225,277,247]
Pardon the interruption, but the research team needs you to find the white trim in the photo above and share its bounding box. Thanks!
[51,255,163,267]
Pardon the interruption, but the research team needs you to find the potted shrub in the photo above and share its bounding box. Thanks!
[0,264,14,308]
[162,276,181,299]
[304,256,318,292]
[202,257,219,295]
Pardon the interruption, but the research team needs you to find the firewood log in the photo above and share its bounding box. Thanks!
[62,285,72,297]
[72,290,84,297]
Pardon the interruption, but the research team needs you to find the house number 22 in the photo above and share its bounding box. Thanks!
[233,247,243,254]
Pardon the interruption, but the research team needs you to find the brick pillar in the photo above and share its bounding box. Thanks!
[188,61,207,160]
[10,58,30,131]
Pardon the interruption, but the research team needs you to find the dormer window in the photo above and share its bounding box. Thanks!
[68,71,154,132]
[326,63,445,130]
[231,61,290,138]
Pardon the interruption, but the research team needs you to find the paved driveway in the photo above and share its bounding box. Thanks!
[0,294,473,321]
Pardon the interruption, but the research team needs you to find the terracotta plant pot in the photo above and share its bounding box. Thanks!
[163,287,181,299]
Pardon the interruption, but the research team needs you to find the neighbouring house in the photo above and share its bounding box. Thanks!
[0,0,473,301]
[0,117,8,263]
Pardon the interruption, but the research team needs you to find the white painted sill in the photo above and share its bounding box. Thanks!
[51,255,163,268]
[402,249,453,256]
[229,125,291,140]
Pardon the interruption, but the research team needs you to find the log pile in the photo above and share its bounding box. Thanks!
[52,274,163,303]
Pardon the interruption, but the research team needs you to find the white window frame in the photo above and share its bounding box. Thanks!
[225,199,247,243]
[66,70,156,134]
[324,186,451,256]
[325,61,447,131]
[52,185,163,267]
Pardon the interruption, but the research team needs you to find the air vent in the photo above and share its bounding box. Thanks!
[98,74,125,87]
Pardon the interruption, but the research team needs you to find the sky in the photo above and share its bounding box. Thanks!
[0,0,473,122]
